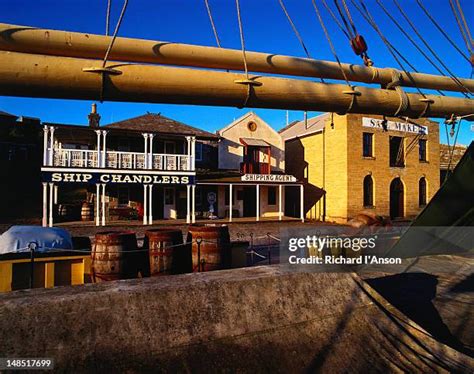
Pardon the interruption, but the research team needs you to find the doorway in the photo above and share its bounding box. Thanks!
[243,186,256,217]
[390,178,404,219]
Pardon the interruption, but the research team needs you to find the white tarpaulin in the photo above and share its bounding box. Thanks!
[0,226,73,255]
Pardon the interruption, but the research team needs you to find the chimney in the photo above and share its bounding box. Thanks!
[88,103,101,128]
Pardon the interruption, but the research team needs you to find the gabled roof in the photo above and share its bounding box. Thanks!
[0,110,18,118]
[217,111,279,138]
[105,113,218,139]
[279,113,328,141]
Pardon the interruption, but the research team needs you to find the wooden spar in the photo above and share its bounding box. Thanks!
[0,51,472,118]
[0,23,473,94]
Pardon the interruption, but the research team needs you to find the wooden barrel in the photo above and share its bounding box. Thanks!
[186,224,231,272]
[144,229,190,276]
[81,202,93,221]
[91,231,142,283]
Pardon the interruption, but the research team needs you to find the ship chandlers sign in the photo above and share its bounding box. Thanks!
[241,174,297,182]
[42,171,194,184]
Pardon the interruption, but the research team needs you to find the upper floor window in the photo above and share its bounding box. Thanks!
[419,177,427,207]
[389,136,405,167]
[362,132,373,157]
[363,175,374,207]
[195,142,203,161]
[419,139,427,161]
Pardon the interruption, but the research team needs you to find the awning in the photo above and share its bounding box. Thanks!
[240,137,270,147]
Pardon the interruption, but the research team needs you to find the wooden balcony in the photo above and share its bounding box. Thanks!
[240,162,270,174]
[52,149,192,171]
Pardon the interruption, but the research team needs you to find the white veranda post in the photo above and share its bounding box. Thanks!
[48,126,55,166]
[143,184,148,225]
[191,185,196,223]
[149,134,154,169]
[143,133,149,169]
[101,184,106,226]
[229,184,233,223]
[148,184,153,225]
[300,184,304,223]
[279,185,283,221]
[102,130,107,167]
[186,184,191,224]
[42,182,48,227]
[48,182,54,227]
[95,130,101,168]
[43,126,49,165]
[256,184,260,222]
[95,183,100,226]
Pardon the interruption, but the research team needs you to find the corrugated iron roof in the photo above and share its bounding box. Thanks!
[279,113,328,140]
[105,113,218,139]
[240,137,271,147]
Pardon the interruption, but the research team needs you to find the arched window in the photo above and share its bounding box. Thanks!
[363,175,374,207]
[419,177,427,207]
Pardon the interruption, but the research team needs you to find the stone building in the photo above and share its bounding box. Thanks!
[280,113,440,222]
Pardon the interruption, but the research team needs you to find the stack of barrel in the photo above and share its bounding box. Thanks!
[91,224,231,283]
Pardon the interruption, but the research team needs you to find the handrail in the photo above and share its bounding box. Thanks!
[52,149,192,171]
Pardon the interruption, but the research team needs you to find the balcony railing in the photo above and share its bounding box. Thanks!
[52,149,192,171]
[240,162,270,174]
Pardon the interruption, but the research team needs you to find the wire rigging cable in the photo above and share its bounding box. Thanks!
[278,0,324,83]
[350,0,431,117]
[106,0,112,36]
[332,0,373,66]
[234,0,261,108]
[102,0,129,67]
[374,0,445,96]
[311,0,360,115]
[449,0,473,55]
[414,0,470,64]
[392,0,472,97]
[204,0,222,48]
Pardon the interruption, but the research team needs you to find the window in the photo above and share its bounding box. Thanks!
[362,133,374,157]
[419,139,427,161]
[195,142,203,161]
[268,186,277,205]
[363,175,374,207]
[118,186,130,206]
[419,177,427,207]
[389,136,405,167]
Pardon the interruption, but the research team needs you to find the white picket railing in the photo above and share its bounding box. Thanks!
[52,149,192,171]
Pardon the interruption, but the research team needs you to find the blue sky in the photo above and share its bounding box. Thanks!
[0,0,472,145]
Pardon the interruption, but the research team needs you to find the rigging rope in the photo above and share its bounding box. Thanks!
[333,0,373,66]
[351,0,431,117]
[106,0,112,36]
[234,0,261,108]
[204,0,222,48]
[392,0,472,98]
[311,0,359,115]
[415,0,470,64]
[321,0,350,39]
[374,0,446,96]
[449,0,473,54]
[278,0,324,83]
[102,0,128,68]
